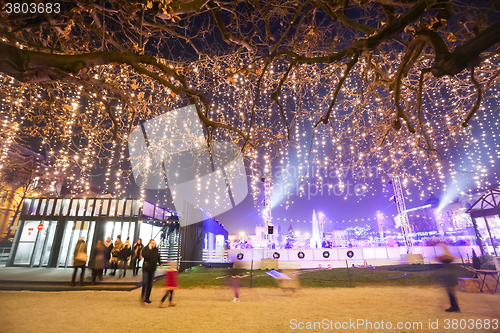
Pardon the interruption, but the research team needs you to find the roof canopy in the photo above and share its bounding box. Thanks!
[466,188,500,218]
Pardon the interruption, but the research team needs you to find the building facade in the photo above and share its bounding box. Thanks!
[7,197,178,267]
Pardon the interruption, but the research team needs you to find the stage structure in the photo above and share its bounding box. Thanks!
[391,176,415,254]
[466,188,500,256]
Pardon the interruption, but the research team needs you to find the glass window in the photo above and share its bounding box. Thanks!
[69,200,78,216]
[109,199,117,217]
[152,225,162,244]
[40,221,57,266]
[86,199,94,216]
[216,235,225,250]
[139,222,152,244]
[124,200,132,217]
[143,201,154,218]
[101,199,109,215]
[105,222,114,241]
[93,200,102,216]
[133,200,141,216]
[30,199,39,215]
[62,221,91,267]
[58,221,74,267]
[117,199,125,217]
[61,199,71,216]
[122,222,130,241]
[155,207,163,220]
[112,222,122,240]
[14,221,39,265]
[54,199,62,216]
[32,221,50,266]
[129,223,135,243]
[46,199,55,215]
[66,222,83,266]
[22,199,32,215]
[38,199,47,216]
[78,199,86,216]
[85,221,95,257]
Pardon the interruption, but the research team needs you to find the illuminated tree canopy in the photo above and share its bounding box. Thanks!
[1,0,499,200]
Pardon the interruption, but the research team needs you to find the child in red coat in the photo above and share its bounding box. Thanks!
[160,262,178,308]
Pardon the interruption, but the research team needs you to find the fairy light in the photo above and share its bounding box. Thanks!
[0,45,497,217]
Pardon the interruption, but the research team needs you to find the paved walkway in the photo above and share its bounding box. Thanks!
[0,267,145,291]
[1,286,499,333]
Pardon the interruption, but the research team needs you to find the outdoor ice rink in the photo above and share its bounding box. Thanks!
[1,286,499,333]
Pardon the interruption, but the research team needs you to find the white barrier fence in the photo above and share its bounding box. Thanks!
[226,246,481,264]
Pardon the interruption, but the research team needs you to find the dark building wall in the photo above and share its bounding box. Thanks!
[179,221,204,272]
[179,218,229,271]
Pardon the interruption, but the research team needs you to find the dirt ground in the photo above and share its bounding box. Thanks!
[1,286,499,333]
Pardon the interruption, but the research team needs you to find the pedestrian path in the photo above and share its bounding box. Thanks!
[0,267,144,291]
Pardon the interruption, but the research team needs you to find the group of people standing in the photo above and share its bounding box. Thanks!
[71,236,145,286]
[71,236,178,307]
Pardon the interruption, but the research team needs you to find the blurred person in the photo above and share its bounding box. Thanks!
[279,270,299,295]
[437,243,461,313]
[159,262,178,308]
[160,222,167,246]
[472,249,481,270]
[90,238,105,285]
[119,237,132,278]
[103,237,113,275]
[141,239,162,304]
[71,237,87,287]
[110,235,123,276]
[132,238,144,276]
[229,267,243,302]
[167,221,175,243]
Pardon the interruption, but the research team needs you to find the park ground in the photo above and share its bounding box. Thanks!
[1,284,499,333]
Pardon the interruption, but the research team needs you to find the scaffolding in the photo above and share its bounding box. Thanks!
[391,176,415,254]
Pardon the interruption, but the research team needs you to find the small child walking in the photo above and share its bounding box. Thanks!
[160,262,178,308]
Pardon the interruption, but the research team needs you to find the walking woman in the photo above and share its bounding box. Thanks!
[71,237,87,287]
[132,238,144,276]
[141,239,162,303]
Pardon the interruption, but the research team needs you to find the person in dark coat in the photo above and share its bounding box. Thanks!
[119,238,132,278]
[131,238,144,276]
[141,239,162,303]
[103,237,113,275]
[71,237,87,287]
[437,244,460,313]
[167,221,175,242]
[160,222,167,246]
[472,249,481,270]
[90,238,106,284]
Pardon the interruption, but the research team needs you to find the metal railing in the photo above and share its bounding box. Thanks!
[202,249,228,263]
[0,247,11,266]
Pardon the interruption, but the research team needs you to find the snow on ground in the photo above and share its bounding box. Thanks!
[1,286,499,333]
